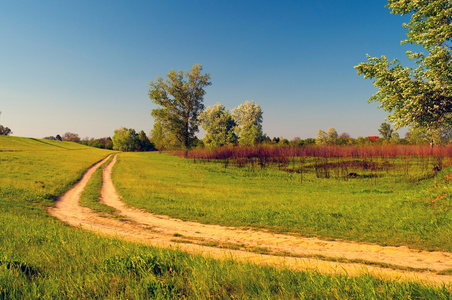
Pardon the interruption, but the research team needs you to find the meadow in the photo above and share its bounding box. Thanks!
[113,146,452,252]
[1,136,452,298]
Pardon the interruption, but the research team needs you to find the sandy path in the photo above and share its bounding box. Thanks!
[49,154,452,286]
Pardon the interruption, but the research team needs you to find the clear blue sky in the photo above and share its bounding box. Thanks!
[1,0,414,140]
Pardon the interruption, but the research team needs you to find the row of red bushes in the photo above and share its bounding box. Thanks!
[178,144,452,161]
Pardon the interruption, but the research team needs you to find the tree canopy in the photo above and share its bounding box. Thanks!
[355,0,452,138]
[378,122,394,139]
[149,64,211,149]
[198,103,237,148]
[231,100,263,146]
[113,127,154,152]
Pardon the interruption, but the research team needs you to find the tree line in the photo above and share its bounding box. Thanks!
[43,129,155,152]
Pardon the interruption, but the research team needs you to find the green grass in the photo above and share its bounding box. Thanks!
[2,201,450,299]
[1,136,451,298]
[0,136,114,206]
[112,152,452,252]
[79,154,118,216]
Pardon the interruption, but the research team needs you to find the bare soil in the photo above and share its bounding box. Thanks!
[48,154,452,286]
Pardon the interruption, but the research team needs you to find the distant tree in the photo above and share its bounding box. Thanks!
[112,127,138,152]
[62,132,80,143]
[303,138,316,145]
[198,103,237,148]
[80,137,112,149]
[279,138,290,146]
[43,136,57,140]
[356,136,368,145]
[315,130,328,145]
[355,0,452,146]
[137,130,155,151]
[326,127,338,144]
[231,100,264,146]
[0,125,12,136]
[378,122,394,139]
[149,64,211,149]
[55,134,62,141]
[261,134,272,144]
[104,137,113,150]
[337,132,354,145]
[390,132,401,144]
[0,112,12,136]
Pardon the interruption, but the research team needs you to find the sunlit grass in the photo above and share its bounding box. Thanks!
[113,152,452,252]
[0,136,113,206]
[79,155,118,216]
[1,136,451,298]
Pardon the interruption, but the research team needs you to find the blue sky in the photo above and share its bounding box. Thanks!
[0,0,414,140]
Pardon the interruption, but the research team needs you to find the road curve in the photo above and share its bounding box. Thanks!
[49,154,452,286]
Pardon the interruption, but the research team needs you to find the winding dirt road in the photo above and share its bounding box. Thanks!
[48,154,452,286]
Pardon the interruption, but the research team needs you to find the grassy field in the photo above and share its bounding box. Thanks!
[112,151,452,252]
[1,136,451,298]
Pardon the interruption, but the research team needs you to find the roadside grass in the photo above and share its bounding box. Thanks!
[0,136,114,207]
[112,152,452,252]
[1,136,451,298]
[2,200,451,299]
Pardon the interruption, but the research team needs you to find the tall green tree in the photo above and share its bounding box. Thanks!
[149,64,211,149]
[355,0,452,144]
[378,122,394,139]
[112,127,137,152]
[198,103,237,148]
[231,101,263,146]
[326,127,338,144]
[315,130,328,145]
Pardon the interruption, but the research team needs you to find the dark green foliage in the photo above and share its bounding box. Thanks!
[0,125,12,136]
[149,64,211,149]
[112,127,155,152]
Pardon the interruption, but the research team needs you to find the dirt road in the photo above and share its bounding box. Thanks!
[48,154,452,286]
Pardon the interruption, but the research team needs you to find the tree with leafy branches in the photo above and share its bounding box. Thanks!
[378,122,394,139]
[198,103,237,148]
[355,0,452,146]
[231,100,263,146]
[149,64,211,149]
[112,127,137,152]
[315,130,328,145]
[326,127,338,144]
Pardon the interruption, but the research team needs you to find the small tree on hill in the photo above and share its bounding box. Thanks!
[62,132,80,143]
[0,112,12,136]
